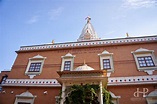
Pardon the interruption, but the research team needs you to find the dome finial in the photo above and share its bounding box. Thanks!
[85,16,91,23]
[84,60,86,65]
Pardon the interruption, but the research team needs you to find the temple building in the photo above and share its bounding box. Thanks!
[0,17,157,104]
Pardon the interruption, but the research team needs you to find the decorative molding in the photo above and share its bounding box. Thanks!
[19,36,157,51]
[144,70,154,75]
[28,75,36,79]
[107,72,111,77]
[98,50,114,72]
[2,76,157,87]
[108,75,157,86]
[133,88,149,97]
[131,48,157,73]
[25,55,46,76]
[2,79,61,87]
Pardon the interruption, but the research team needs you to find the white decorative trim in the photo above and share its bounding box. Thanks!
[2,79,61,87]
[132,48,157,73]
[14,91,36,104]
[19,36,157,51]
[98,50,114,72]
[28,75,36,79]
[144,70,154,75]
[108,75,157,86]
[61,53,75,71]
[133,48,154,53]
[146,89,157,104]
[109,91,121,98]
[107,72,111,77]
[25,55,46,77]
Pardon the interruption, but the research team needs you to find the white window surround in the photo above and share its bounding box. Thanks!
[25,55,46,77]
[61,53,75,71]
[109,91,121,104]
[98,50,114,74]
[146,89,157,104]
[63,61,71,71]
[14,91,36,104]
[132,48,157,75]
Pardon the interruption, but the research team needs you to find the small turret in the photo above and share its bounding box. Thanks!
[77,16,100,41]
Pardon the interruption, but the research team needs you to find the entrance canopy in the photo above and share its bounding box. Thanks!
[57,64,107,87]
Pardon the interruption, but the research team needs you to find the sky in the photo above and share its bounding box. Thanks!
[0,0,157,72]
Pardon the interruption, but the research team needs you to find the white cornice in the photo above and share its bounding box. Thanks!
[2,75,157,87]
[2,79,61,87]
[19,35,157,52]
[108,75,157,86]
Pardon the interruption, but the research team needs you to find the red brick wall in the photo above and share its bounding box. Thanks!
[108,84,155,104]
[1,41,156,104]
[9,42,157,79]
[0,86,61,104]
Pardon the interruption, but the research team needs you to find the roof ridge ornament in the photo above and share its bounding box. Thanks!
[85,16,91,23]
[83,59,86,65]
[77,17,100,41]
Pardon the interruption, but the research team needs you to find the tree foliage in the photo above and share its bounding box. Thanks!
[63,84,113,104]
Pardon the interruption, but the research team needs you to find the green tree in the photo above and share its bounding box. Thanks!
[63,84,113,104]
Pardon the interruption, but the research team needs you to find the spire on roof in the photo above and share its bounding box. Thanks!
[85,16,91,23]
[77,17,100,41]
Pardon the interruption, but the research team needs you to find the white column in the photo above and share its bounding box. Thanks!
[60,83,66,104]
[99,81,103,104]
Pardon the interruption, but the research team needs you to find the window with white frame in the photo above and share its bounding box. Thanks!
[61,53,75,71]
[14,91,36,104]
[132,48,157,75]
[64,61,71,71]
[25,55,46,76]
[0,74,8,84]
[98,50,114,72]
[28,62,42,72]
[103,59,111,69]
[137,56,155,68]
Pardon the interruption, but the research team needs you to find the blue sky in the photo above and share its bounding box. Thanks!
[0,0,157,72]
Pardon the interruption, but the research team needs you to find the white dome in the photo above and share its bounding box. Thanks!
[74,64,94,71]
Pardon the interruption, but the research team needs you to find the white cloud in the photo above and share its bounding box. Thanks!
[122,0,157,9]
[48,7,64,20]
[26,15,39,24]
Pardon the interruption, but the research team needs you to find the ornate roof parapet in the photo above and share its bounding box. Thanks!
[77,16,100,41]
[18,35,157,52]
